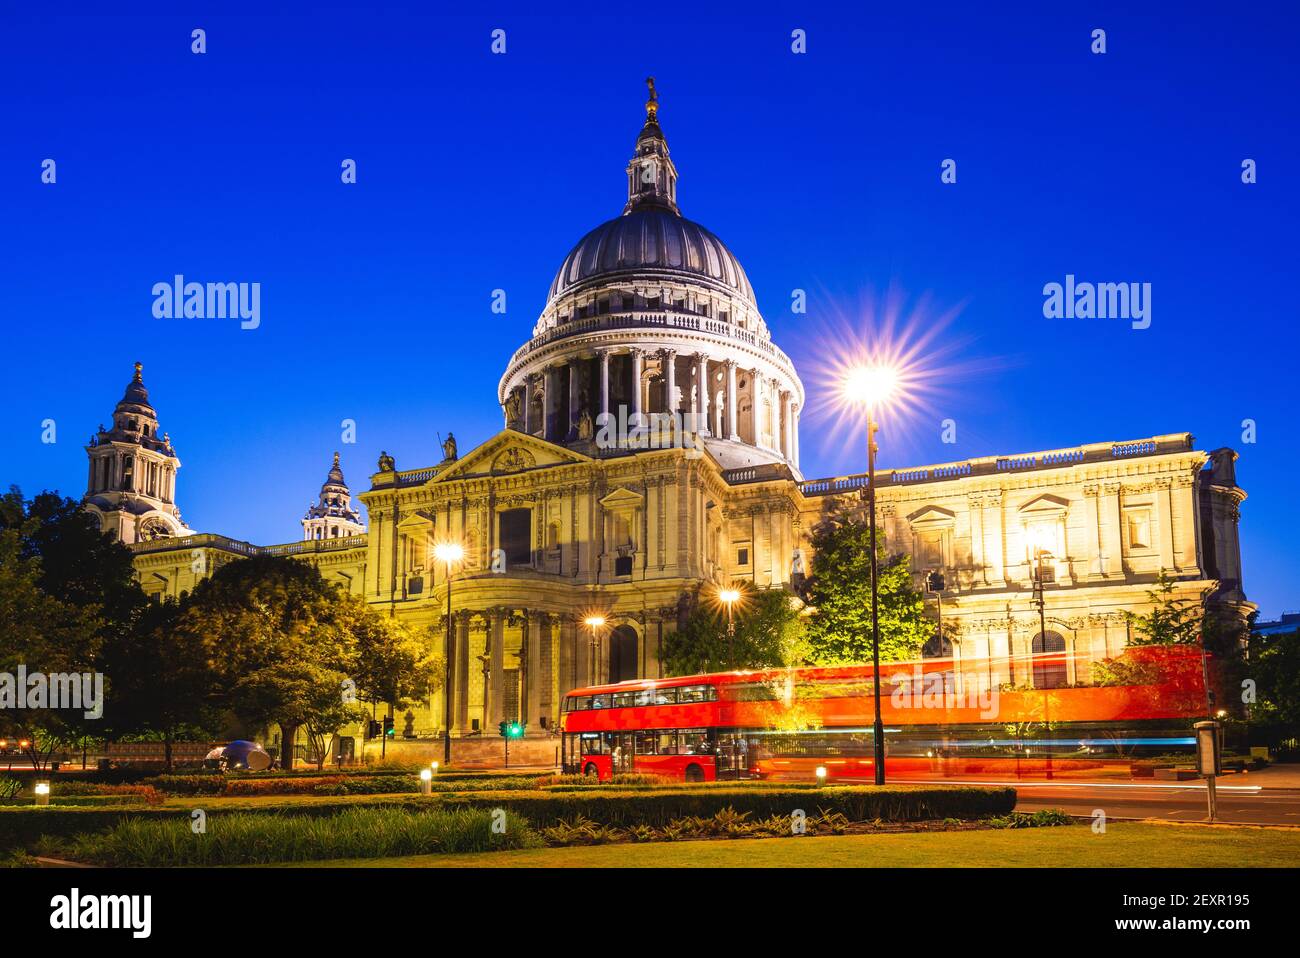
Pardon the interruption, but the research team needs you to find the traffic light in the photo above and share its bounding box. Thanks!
[383,715,395,737]
[498,720,525,740]
[366,720,381,739]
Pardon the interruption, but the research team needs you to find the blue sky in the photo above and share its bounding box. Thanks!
[2,2,1296,617]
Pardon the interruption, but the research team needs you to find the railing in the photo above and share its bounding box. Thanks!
[721,463,795,485]
[130,532,367,557]
[797,433,1193,497]
[505,310,798,373]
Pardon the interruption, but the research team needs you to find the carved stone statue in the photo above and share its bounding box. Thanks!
[378,450,396,472]
[442,433,458,461]
[578,410,594,441]
[503,390,522,428]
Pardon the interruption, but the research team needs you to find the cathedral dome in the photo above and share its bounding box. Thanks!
[548,207,755,305]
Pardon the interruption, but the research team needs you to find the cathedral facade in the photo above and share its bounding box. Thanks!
[101,87,1252,761]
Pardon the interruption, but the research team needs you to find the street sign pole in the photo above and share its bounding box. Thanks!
[1194,720,1222,823]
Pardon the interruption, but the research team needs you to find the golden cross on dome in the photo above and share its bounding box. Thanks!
[645,76,658,119]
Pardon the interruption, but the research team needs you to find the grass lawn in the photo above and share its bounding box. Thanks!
[295,822,1300,868]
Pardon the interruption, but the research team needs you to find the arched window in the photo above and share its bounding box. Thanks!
[1031,631,1067,689]
[609,625,639,683]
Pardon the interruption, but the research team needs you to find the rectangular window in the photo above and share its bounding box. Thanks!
[589,694,610,710]
[736,547,750,567]
[612,691,635,708]
[498,508,532,567]
[1125,509,1152,550]
[614,555,633,576]
[634,731,657,755]
[657,731,679,754]
[677,685,717,704]
[679,728,712,755]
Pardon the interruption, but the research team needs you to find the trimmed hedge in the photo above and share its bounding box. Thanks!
[438,785,1017,828]
[0,785,1015,851]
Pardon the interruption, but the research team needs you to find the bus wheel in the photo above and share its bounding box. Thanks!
[583,763,599,779]
[684,764,704,783]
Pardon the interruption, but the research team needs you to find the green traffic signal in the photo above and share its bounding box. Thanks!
[498,721,525,739]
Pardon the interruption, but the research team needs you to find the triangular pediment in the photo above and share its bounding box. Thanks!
[907,505,957,525]
[599,486,644,509]
[1018,493,1070,515]
[432,430,592,482]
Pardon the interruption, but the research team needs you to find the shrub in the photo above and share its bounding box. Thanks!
[46,783,164,806]
[986,808,1073,829]
[443,784,1016,828]
[57,806,541,866]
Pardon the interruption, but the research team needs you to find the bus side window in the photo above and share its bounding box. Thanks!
[657,731,678,754]
[655,687,678,705]
[590,694,609,709]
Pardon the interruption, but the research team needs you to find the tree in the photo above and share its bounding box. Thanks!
[1248,627,1300,750]
[100,597,223,771]
[347,599,443,721]
[1123,572,1206,646]
[662,586,806,675]
[0,488,142,768]
[176,556,362,770]
[801,498,931,664]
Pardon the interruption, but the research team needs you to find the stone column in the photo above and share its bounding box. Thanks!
[791,404,800,467]
[749,369,761,444]
[597,348,611,425]
[525,608,540,722]
[694,352,710,436]
[630,349,644,426]
[1155,478,1176,571]
[455,612,471,732]
[490,611,505,725]
[725,361,738,439]
[663,349,677,416]
[542,367,556,441]
[567,360,581,440]
[1100,482,1124,576]
[780,390,792,458]
[522,376,534,435]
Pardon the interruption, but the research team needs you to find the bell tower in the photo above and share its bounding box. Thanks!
[84,362,191,542]
[302,452,366,540]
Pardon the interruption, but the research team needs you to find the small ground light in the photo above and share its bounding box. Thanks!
[419,768,433,795]
[34,782,51,806]
[815,766,828,785]
[430,761,439,774]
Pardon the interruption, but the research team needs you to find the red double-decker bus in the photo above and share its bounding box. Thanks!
[559,646,1208,782]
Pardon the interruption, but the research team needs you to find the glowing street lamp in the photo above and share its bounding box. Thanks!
[584,615,607,684]
[434,541,465,766]
[843,363,900,786]
[419,767,433,795]
[718,588,741,641]
[34,781,51,806]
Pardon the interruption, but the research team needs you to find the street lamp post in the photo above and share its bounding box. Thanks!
[434,542,465,766]
[584,615,606,685]
[844,365,898,787]
[719,588,740,668]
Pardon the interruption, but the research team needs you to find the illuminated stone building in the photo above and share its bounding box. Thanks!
[102,87,1253,762]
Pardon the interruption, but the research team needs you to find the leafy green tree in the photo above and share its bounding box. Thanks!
[347,600,443,721]
[176,556,363,770]
[1123,571,1206,645]
[1248,627,1300,748]
[802,498,931,664]
[100,597,223,771]
[662,586,806,675]
[0,488,143,768]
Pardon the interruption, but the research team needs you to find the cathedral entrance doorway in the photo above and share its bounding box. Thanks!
[609,625,639,682]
